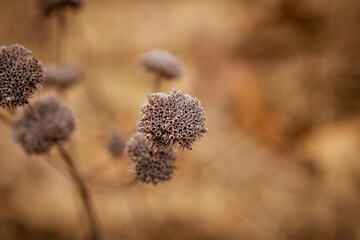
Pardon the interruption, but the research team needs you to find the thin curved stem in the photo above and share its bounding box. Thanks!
[153,74,162,92]
[55,9,67,63]
[58,145,101,240]
[89,179,138,193]
[26,103,39,120]
[43,154,71,179]
[44,153,136,193]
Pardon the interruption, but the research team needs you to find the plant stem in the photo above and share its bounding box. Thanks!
[55,9,67,63]
[26,103,39,120]
[58,145,101,240]
[153,75,162,92]
[89,179,138,193]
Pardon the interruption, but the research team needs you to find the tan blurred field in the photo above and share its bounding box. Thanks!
[1,0,360,239]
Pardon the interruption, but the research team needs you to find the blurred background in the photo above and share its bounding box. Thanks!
[1,0,360,239]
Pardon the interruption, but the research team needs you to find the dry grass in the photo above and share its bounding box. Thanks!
[0,0,360,239]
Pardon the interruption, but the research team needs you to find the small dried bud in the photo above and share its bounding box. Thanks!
[44,64,83,90]
[12,95,76,154]
[0,44,45,109]
[137,89,207,151]
[40,0,83,15]
[107,129,126,159]
[140,49,182,80]
[125,132,177,185]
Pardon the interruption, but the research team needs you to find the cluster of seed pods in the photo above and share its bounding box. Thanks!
[137,89,207,151]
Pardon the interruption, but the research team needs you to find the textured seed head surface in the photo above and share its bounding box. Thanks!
[40,0,83,15]
[107,129,126,159]
[126,132,177,185]
[137,88,207,151]
[140,49,182,80]
[0,44,44,109]
[12,95,76,155]
[44,64,82,89]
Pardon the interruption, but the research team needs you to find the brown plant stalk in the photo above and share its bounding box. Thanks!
[58,144,101,240]
[153,74,162,92]
[55,9,67,63]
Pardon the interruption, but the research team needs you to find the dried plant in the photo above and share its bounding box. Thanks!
[10,93,99,239]
[140,49,182,91]
[44,63,83,90]
[38,0,84,64]
[12,95,76,154]
[107,129,126,159]
[57,145,100,240]
[140,49,182,80]
[0,44,45,109]
[137,89,207,151]
[126,132,177,185]
[0,4,208,238]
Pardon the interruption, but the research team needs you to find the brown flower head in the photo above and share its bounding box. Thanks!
[126,132,177,185]
[137,89,207,151]
[140,49,182,80]
[44,64,83,90]
[107,129,126,159]
[40,0,83,15]
[0,44,45,109]
[12,95,76,154]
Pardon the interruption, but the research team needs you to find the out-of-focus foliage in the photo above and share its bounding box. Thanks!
[0,0,360,239]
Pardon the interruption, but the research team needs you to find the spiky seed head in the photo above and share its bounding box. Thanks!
[140,49,182,80]
[125,132,177,185]
[40,0,83,16]
[44,64,83,90]
[137,88,207,151]
[107,129,126,159]
[0,44,45,109]
[12,95,76,155]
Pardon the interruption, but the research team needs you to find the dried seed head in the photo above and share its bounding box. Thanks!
[0,44,45,109]
[12,95,76,155]
[40,0,83,15]
[137,88,207,151]
[44,64,83,90]
[107,129,126,159]
[140,49,182,80]
[125,132,177,185]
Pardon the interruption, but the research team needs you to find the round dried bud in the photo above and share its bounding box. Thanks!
[40,0,83,15]
[107,129,126,159]
[125,132,177,185]
[140,49,182,80]
[12,95,76,155]
[44,64,83,90]
[137,89,207,151]
[0,44,45,109]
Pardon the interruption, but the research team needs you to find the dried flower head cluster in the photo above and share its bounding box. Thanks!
[107,130,126,159]
[44,64,83,90]
[140,49,182,80]
[40,0,83,15]
[12,95,76,154]
[126,132,177,184]
[137,89,207,151]
[0,44,45,109]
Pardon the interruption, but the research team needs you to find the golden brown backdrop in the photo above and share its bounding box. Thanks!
[1,0,360,239]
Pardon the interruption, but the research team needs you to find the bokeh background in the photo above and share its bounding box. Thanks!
[1,0,360,239]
